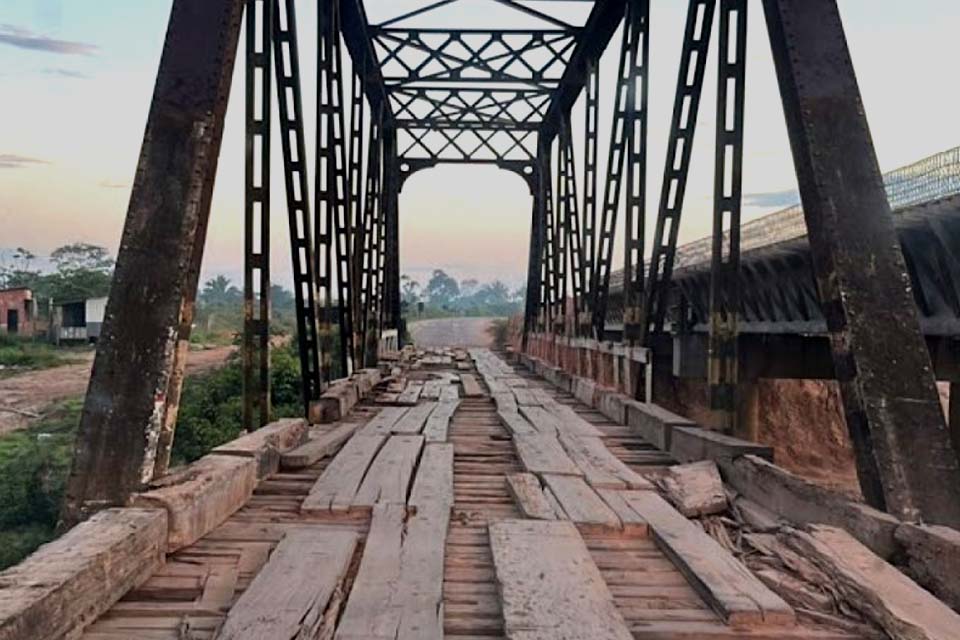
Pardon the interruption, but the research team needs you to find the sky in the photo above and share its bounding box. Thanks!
[1,0,959,291]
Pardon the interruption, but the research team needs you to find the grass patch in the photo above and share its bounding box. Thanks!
[0,335,84,377]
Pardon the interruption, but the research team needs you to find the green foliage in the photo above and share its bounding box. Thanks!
[1,243,113,306]
[0,335,79,375]
[171,341,303,465]
[402,271,524,319]
[424,269,460,306]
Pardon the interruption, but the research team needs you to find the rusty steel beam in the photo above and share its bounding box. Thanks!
[61,0,244,527]
[763,0,960,526]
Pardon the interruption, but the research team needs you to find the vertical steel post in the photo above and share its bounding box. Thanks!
[642,0,716,339]
[581,62,600,336]
[243,0,272,432]
[522,160,544,348]
[708,0,747,430]
[763,0,960,525]
[560,120,586,334]
[622,0,650,345]
[347,66,365,368]
[552,139,568,334]
[274,0,323,408]
[62,0,244,526]
[590,0,648,340]
[382,125,402,333]
[361,107,384,365]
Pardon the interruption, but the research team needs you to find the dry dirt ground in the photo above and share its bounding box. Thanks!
[0,345,235,436]
[407,317,498,348]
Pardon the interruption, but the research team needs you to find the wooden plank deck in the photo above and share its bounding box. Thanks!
[76,349,861,640]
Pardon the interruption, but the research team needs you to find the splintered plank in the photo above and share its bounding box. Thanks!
[352,435,424,508]
[498,410,537,436]
[392,402,437,434]
[513,434,583,477]
[785,524,960,640]
[460,373,484,397]
[301,434,386,512]
[546,403,604,437]
[397,381,424,405]
[423,400,459,443]
[489,519,633,640]
[559,434,654,490]
[597,489,651,536]
[506,473,557,520]
[280,421,361,469]
[359,407,409,436]
[335,504,405,640]
[410,443,454,510]
[624,491,795,627]
[542,474,621,530]
[216,529,357,639]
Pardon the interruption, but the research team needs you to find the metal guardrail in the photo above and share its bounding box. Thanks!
[884,145,960,209]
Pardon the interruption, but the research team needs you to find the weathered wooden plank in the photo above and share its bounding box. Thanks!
[493,392,519,413]
[215,529,357,640]
[597,489,650,536]
[132,454,257,551]
[395,507,450,640]
[489,519,633,640]
[421,380,444,400]
[541,474,620,530]
[506,473,557,520]
[301,434,387,512]
[392,402,437,434]
[559,434,654,490]
[359,407,410,436]
[335,504,405,640]
[439,385,459,402]
[513,434,583,477]
[280,421,361,469]
[212,418,307,478]
[423,400,459,443]
[512,388,540,406]
[624,491,794,627]
[670,426,773,464]
[498,410,537,436]
[785,525,960,640]
[397,381,424,405]
[626,401,697,451]
[410,443,454,511]
[518,405,562,435]
[545,403,604,437]
[0,509,165,640]
[660,461,728,517]
[353,435,424,508]
[460,374,485,397]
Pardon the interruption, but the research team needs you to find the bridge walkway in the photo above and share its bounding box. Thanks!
[79,349,858,640]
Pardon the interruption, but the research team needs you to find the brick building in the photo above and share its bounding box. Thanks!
[0,287,36,336]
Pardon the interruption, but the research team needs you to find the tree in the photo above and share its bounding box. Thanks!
[50,243,112,274]
[200,275,241,307]
[460,278,479,297]
[424,269,459,306]
[401,274,421,304]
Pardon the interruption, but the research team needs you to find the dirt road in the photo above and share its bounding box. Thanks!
[0,345,236,436]
[407,317,500,348]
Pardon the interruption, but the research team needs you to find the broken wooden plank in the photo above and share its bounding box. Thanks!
[670,426,773,464]
[410,443,454,511]
[660,460,728,517]
[395,505,450,640]
[624,491,794,627]
[423,400,459,443]
[215,529,357,639]
[420,380,444,400]
[392,402,437,434]
[512,387,540,406]
[558,434,654,490]
[506,473,557,520]
[0,509,165,640]
[518,405,562,435]
[280,421,361,470]
[541,474,620,530]
[498,409,537,436]
[397,381,424,405]
[489,519,633,640]
[352,435,424,508]
[785,524,960,640]
[301,434,386,512]
[459,373,484,397]
[132,454,257,552]
[513,433,583,477]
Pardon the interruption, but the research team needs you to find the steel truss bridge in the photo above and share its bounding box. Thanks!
[62,0,960,541]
